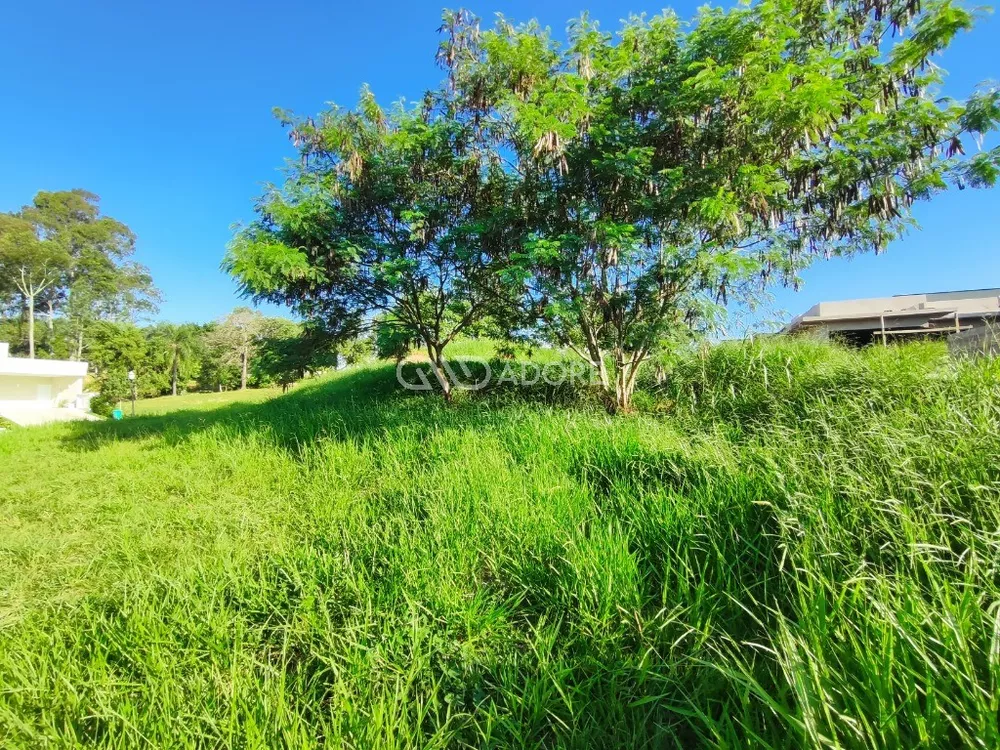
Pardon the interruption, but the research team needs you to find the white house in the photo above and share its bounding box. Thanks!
[0,342,96,426]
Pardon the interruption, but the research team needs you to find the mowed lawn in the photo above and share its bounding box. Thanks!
[1,340,999,748]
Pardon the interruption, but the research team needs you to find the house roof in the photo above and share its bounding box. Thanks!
[894,287,1000,297]
[785,289,1000,333]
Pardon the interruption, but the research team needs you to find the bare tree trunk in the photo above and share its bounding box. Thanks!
[75,329,84,361]
[45,300,55,355]
[578,312,610,391]
[595,354,610,392]
[612,367,636,414]
[425,340,453,402]
[240,350,248,390]
[26,296,35,359]
[171,352,179,396]
[608,350,647,414]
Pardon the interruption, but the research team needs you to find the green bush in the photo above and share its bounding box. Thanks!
[91,369,130,416]
[88,393,118,417]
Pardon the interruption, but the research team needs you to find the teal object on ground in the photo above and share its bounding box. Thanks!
[112,409,124,420]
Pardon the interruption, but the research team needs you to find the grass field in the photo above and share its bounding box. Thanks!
[132,385,284,416]
[1,339,999,748]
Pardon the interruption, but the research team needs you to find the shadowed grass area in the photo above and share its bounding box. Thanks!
[1,340,998,747]
[131,386,285,416]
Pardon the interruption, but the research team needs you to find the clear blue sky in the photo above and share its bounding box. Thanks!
[2,0,998,326]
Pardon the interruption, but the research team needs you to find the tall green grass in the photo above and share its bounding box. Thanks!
[0,340,998,747]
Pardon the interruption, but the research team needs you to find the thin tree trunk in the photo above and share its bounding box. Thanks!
[613,368,636,413]
[45,300,55,355]
[26,296,35,359]
[595,354,610,391]
[577,312,610,391]
[75,329,84,361]
[240,350,248,390]
[609,350,646,414]
[425,340,453,402]
[171,351,179,396]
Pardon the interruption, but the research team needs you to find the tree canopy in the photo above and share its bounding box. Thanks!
[205,307,270,391]
[0,189,160,360]
[227,0,999,410]
[226,83,522,399]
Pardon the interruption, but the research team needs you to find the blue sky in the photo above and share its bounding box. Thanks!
[2,0,998,327]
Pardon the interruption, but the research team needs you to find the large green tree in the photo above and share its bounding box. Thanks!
[225,79,522,400]
[451,0,999,410]
[21,190,160,359]
[254,323,339,391]
[0,214,69,358]
[227,2,997,410]
[205,307,267,391]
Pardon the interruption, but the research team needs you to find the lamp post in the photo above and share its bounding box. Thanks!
[127,370,136,417]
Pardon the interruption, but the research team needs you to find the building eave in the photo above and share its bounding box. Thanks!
[0,359,89,378]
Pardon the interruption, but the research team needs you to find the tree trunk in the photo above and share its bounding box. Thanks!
[425,341,453,402]
[595,354,610,392]
[578,312,610,391]
[75,329,84,361]
[612,368,636,414]
[45,300,55,355]
[240,350,248,390]
[608,351,646,414]
[171,352,179,396]
[26,296,35,359]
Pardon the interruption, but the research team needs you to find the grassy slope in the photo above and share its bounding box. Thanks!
[132,386,284,416]
[1,340,999,748]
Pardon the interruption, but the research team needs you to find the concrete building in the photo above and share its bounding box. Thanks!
[784,288,1000,346]
[0,342,96,426]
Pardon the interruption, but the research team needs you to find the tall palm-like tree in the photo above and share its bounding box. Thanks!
[152,323,200,396]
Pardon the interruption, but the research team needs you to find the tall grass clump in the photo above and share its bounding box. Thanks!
[0,340,998,747]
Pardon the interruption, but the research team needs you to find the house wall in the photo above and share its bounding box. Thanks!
[0,374,85,408]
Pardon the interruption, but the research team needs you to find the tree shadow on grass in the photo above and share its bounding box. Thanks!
[60,365,425,454]
[59,360,602,458]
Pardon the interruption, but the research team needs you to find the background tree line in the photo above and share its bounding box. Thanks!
[80,308,348,415]
[0,189,360,414]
